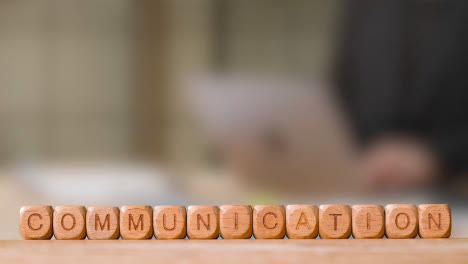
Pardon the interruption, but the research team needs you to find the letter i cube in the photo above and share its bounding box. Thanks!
[220,205,253,239]
[352,205,384,238]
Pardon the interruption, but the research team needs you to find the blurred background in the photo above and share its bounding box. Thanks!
[1,0,467,239]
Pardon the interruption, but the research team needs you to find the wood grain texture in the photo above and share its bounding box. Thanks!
[120,206,153,240]
[153,206,187,239]
[220,205,252,239]
[418,204,451,238]
[86,207,120,240]
[53,206,86,240]
[385,204,418,239]
[319,205,351,239]
[187,206,220,239]
[19,206,53,240]
[286,205,318,239]
[352,205,384,239]
[2,240,468,264]
[253,205,285,239]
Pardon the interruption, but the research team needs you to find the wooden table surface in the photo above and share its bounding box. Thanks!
[1,239,467,264]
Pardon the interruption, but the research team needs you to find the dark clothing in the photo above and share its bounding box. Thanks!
[335,0,468,175]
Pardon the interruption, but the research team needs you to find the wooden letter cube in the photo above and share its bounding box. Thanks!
[253,205,285,239]
[319,205,351,239]
[19,205,54,240]
[86,207,120,240]
[286,205,318,239]
[120,205,153,239]
[220,205,252,239]
[385,204,418,238]
[187,206,220,239]
[352,205,384,238]
[418,204,451,238]
[153,205,187,239]
[53,206,86,240]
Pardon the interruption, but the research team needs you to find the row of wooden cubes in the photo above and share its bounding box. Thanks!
[20,204,451,240]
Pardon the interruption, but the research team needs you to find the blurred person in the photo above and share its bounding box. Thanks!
[335,0,468,191]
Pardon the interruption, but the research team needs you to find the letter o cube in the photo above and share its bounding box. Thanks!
[385,204,418,238]
[53,206,86,240]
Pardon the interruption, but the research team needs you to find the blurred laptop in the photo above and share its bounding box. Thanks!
[185,74,361,197]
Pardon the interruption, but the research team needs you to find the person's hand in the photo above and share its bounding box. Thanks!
[359,136,440,191]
